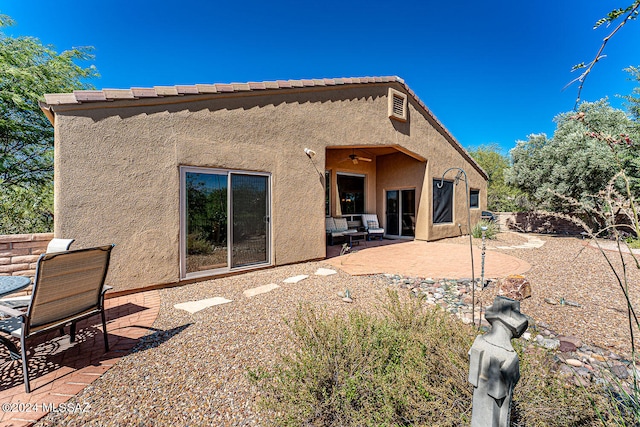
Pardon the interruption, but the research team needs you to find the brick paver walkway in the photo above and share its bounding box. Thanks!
[0,290,159,426]
[326,240,530,278]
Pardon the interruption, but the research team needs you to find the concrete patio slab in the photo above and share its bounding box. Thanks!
[174,297,233,314]
[325,240,530,278]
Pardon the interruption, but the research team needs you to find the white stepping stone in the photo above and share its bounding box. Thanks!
[174,297,233,314]
[283,274,309,284]
[314,268,337,276]
[243,283,280,297]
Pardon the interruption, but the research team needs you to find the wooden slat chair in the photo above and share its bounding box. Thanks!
[0,245,114,393]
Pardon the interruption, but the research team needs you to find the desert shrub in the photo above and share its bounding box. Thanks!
[512,343,623,426]
[471,219,499,239]
[625,236,640,249]
[186,233,212,255]
[251,292,616,426]
[253,291,473,426]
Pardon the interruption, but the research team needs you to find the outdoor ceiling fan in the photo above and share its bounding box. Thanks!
[340,149,372,165]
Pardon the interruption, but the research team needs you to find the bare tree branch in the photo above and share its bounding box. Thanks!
[566,2,640,109]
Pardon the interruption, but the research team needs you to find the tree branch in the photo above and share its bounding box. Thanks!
[567,2,640,110]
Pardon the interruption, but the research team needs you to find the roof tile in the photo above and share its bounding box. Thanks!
[44,93,79,105]
[231,83,251,91]
[248,82,267,90]
[176,85,199,95]
[195,84,218,94]
[154,86,180,96]
[215,83,235,93]
[74,90,107,102]
[102,89,135,100]
[131,88,158,98]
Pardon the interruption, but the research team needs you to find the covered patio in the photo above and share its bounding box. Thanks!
[325,145,427,241]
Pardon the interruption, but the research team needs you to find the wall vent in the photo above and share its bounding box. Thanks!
[388,88,408,122]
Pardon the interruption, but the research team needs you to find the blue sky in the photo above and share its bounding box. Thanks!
[1,0,639,153]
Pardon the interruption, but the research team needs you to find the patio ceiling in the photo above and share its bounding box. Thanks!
[326,145,426,162]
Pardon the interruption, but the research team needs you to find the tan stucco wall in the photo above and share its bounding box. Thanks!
[51,83,486,291]
[396,97,486,240]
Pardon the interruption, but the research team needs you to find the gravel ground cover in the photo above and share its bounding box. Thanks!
[36,264,395,426]
[446,233,640,355]
[36,233,640,426]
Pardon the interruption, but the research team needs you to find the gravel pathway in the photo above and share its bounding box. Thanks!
[35,233,640,426]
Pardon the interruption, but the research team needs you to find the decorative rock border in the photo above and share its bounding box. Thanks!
[385,274,637,391]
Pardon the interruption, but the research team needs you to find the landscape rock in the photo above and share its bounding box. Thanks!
[611,364,629,379]
[498,274,532,301]
[565,358,583,368]
[559,340,577,353]
[559,335,583,349]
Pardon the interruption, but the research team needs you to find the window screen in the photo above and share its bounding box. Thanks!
[470,189,479,209]
[433,179,453,224]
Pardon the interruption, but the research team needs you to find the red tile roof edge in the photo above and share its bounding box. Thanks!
[42,76,403,106]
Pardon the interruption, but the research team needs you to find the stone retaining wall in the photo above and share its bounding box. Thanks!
[0,233,53,277]
[495,212,585,235]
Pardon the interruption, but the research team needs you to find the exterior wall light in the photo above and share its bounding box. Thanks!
[304,148,316,158]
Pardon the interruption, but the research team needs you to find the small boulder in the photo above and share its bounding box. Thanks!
[498,275,532,301]
[559,340,577,353]
[611,364,629,379]
[559,335,583,349]
[565,358,583,368]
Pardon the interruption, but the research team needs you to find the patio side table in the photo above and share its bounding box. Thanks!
[347,232,368,247]
[0,275,31,360]
[0,276,31,298]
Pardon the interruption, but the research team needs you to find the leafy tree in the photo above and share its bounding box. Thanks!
[506,99,640,213]
[0,14,97,233]
[622,65,640,120]
[467,144,527,212]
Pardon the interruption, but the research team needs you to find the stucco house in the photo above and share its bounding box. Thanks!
[39,76,487,293]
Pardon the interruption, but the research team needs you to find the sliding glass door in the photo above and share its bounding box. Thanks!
[231,174,269,268]
[181,167,270,278]
[386,189,415,237]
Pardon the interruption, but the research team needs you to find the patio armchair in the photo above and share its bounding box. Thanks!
[46,238,75,253]
[0,245,114,393]
[361,214,385,240]
[326,217,357,245]
[0,238,76,308]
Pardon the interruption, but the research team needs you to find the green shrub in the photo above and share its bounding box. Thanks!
[251,292,616,426]
[186,233,212,255]
[253,292,473,426]
[471,219,499,239]
[625,237,640,249]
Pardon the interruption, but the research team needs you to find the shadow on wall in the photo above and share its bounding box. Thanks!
[498,212,585,235]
